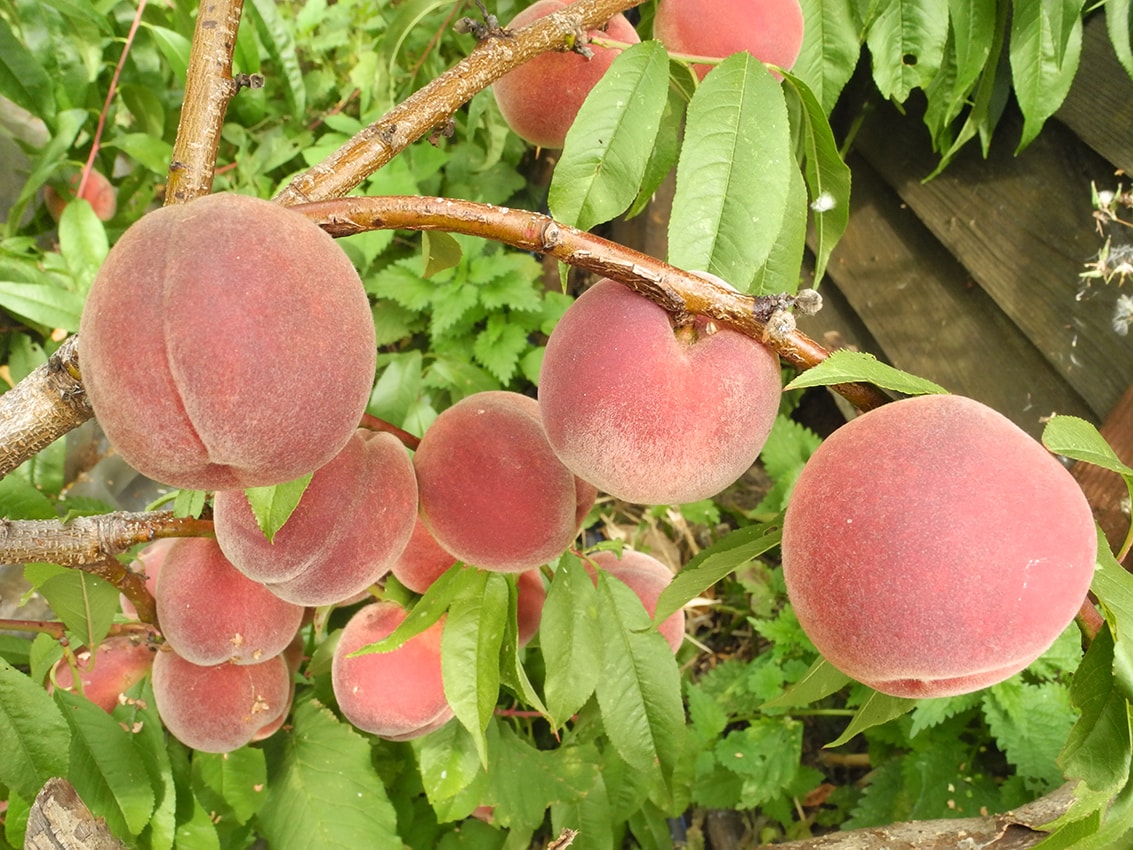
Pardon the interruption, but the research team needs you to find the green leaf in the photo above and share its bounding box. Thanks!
[654,522,783,627]
[244,472,314,543]
[826,690,918,747]
[193,748,267,825]
[38,571,119,649]
[1108,0,1133,80]
[0,17,55,124]
[714,718,803,807]
[549,41,670,232]
[1058,626,1132,796]
[784,349,949,395]
[58,200,109,298]
[442,570,508,765]
[487,724,594,834]
[173,489,208,519]
[593,573,686,804]
[55,688,155,837]
[1042,416,1133,478]
[923,0,997,146]
[259,699,400,849]
[668,53,793,293]
[782,71,852,285]
[0,657,70,801]
[413,720,484,805]
[792,0,862,115]
[422,230,463,279]
[349,563,467,656]
[112,679,176,850]
[865,0,950,101]
[624,82,686,220]
[1010,0,1085,151]
[0,281,84,332]
[370,350,425,428]
[1092,540,1133,703]
[142,24,191,83]
[982,679,1078,789]
[761,656,852,709]
[0,474,57,520]
[472,314,528,384]
[104,132,175,176]
[541,555,602,728]
[246,0,306,115]
[750,162,807,296]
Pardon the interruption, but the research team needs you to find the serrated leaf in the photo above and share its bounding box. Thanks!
[412,720,484,804]
[39,571,119,649]
[1058,626,1132,796]
[193,748,267,825]
[0,281,83,332]
[982,679,1077,789]
[668,53,793,293]
[350,563,467,657]
[244,472,313,543]
[541,555,602,728]
[783,348,949,395]
[0,658,70,801]
[826,690,917,747]
[593,574,686,803]
[1108,0,1133,80]
[715,718,803,807]
[781,70,852,284]
[909,691,983,736]
[865,0,950,101]
[761,656,852,709]
[1010,0,1085,151]
[758,415,822,483]
[1042,416,1133,478]
[793,0,862,115]
[259,699,400,849]
[55,688,155,837]
[653,522,783,627]
[549,41,670,232]
[442,570,508,765]
[422,230,463,279]
[472,315,528,384]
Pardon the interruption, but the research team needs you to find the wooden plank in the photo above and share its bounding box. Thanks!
[855,104,1133,421]
[804,154,1094,438]
[1070,384,1133,566]
[1057,11,1133,174]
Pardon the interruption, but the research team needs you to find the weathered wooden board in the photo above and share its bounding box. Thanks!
[854,101,1132,421]
[800,155,1096,438]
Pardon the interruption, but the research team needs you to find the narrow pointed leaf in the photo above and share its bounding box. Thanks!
[865,0,950,101]
[541,555,602,727]
[244,472,314,543]
[825,690,918,747]
[1010,0,1085,150]
[784,349,948,395]
[0,658,70,801]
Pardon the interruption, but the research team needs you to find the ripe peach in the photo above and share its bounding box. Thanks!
[152,649,291,753]
[414,391,590,572]
[516,569,547,647]
[492,0,641,148]
[589,549,684,652]
[49,636,156,712]
[215,429,418,606]
[539,279,781,505]
[389,515,459,595]
[45,169,118,222]
[78,192,376,491]
[781,394,1098,698]
[119,538,175,619]
[652,0,805,80]
[331,601,453,740]
[155,537,304,666]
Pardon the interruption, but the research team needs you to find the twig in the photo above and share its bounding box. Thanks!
[273,0,645,205]
[295,195,893,412]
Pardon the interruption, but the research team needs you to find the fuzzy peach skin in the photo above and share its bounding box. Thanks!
[78,192,376,491]
[492,0,641,148]
[119,537,175,619]
[45,169,117,222]
[331,602,453,741]
[539,279,782,505]
[152,649,291,753]
[653,0,805,79]
[215,429,418,606]
[155,537,304,666]
[780,394,1098,698]
[589,549,685,652]
[49,636,156,712]
[414,391,591,572]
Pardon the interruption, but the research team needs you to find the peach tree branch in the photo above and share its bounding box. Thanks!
[295,195,893,412]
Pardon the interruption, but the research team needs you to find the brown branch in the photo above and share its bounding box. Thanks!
[0,336,92,481]
[164,0,246,205]
[759,782,1078,850]
[294,196,893,412]
[273,0,645,206]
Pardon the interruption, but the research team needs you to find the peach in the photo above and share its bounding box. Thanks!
[414,391,590,572]
[389,515,459,595]
[516,569,547,647]
[45,169,118,222]
[653,0,805,80]
[49,636,156,712]
[119,538,175,619]
[215,429,418,606]
[155,537,304,666]
[331,601,453,740]
[152,649,291,753]
[78,192,376,491]
[492,0,641,148]
[589,549,684,652]
[780,394,1098,698]
[538,279,782,504]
